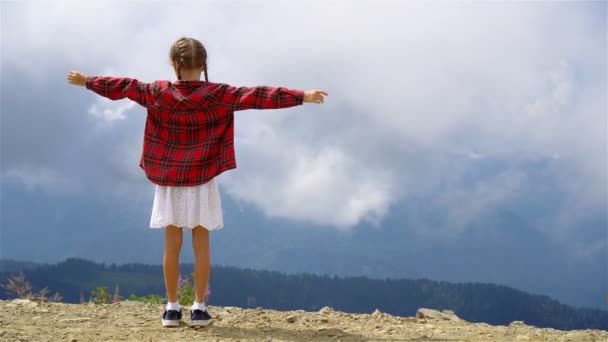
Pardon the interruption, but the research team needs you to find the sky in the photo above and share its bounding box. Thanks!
[0,1,606,310]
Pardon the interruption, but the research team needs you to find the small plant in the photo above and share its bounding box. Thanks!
[206,286,212,305]
[111,284,121,304]
[50,292,63,302]
[1,271,63,303]
[0,271,32,298]
[124,273,212,306]
[128,293,166,304]
[178,273,195,306]
[29,287,50,302]
[89,286,112,304]
[176,272,211,306]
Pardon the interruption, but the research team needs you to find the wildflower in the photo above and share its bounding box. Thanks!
[112,284,120,304]
[205,286,211,304]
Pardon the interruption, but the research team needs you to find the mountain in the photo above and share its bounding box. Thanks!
[1,257,606,331]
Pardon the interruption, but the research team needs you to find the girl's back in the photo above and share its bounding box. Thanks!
[83,75,306,186]
[66,35,326,328]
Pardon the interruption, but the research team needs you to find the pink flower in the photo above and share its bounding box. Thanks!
[112,284,120,303]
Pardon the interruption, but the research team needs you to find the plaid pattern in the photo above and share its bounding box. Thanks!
[85,76,304,186]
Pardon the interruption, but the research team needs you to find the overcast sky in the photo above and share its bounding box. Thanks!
[1,0,606,308]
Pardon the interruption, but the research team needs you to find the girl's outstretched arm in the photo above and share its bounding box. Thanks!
[66,71,153,107]
[219,84,328,111]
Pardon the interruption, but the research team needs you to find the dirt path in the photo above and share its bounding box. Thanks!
[1,299,606,342]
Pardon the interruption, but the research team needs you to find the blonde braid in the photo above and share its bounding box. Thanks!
[176,39,189,80]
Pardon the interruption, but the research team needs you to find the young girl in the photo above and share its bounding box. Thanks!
[66,36,327,328]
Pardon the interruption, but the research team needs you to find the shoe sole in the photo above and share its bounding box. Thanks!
[190,319,213,327]
[161,319,180,327]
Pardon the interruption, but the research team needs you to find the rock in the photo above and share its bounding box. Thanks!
[319,306,334,315]
[327,329,344,337]
[372,309,383,317]
[510,320,527,327]
[58,318,93,323]
[416,308,461,321]
[286,315,297,323]
[12,299,33,305]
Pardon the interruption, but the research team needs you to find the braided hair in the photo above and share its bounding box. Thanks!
[169,37,208,81]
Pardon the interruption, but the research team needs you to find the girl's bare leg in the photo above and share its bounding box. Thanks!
[164,225,183,303]
[192,225,210,303]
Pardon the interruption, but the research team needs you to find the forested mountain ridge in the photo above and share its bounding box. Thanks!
[1,257,605,331]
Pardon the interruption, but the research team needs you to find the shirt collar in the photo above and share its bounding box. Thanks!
[173,80,207,85]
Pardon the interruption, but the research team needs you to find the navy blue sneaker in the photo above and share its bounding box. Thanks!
[161,308,183,327]
[189,308,213,327]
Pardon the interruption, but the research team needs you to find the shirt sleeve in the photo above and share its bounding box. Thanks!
[85,76,153,107]
[218,84,304,111]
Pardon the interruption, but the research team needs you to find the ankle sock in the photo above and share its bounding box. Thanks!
[191,301,206,311]
[166,301,181,311]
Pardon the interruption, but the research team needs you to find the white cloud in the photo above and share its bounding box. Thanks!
[2,1,605,236]
[222,140,395,228]
[88,98,136,123]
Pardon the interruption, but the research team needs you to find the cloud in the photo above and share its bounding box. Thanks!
[1,1,605,240]
[222,135,395,228]
[88,98,137,123]
[1,166,75,193]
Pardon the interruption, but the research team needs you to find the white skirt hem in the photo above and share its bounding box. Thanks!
[149,223,224,231]
[148,177,224,232]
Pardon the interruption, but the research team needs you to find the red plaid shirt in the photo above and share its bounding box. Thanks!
[85,76,304,186]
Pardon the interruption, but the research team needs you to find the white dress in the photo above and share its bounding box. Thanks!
[149,177,224,231]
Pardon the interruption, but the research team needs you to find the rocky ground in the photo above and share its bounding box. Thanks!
[0,299,606,342]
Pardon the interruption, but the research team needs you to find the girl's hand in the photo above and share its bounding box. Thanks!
[303,89,328,104]
[66,71,87,86]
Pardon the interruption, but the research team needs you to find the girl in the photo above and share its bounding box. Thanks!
[66,36,327,328]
